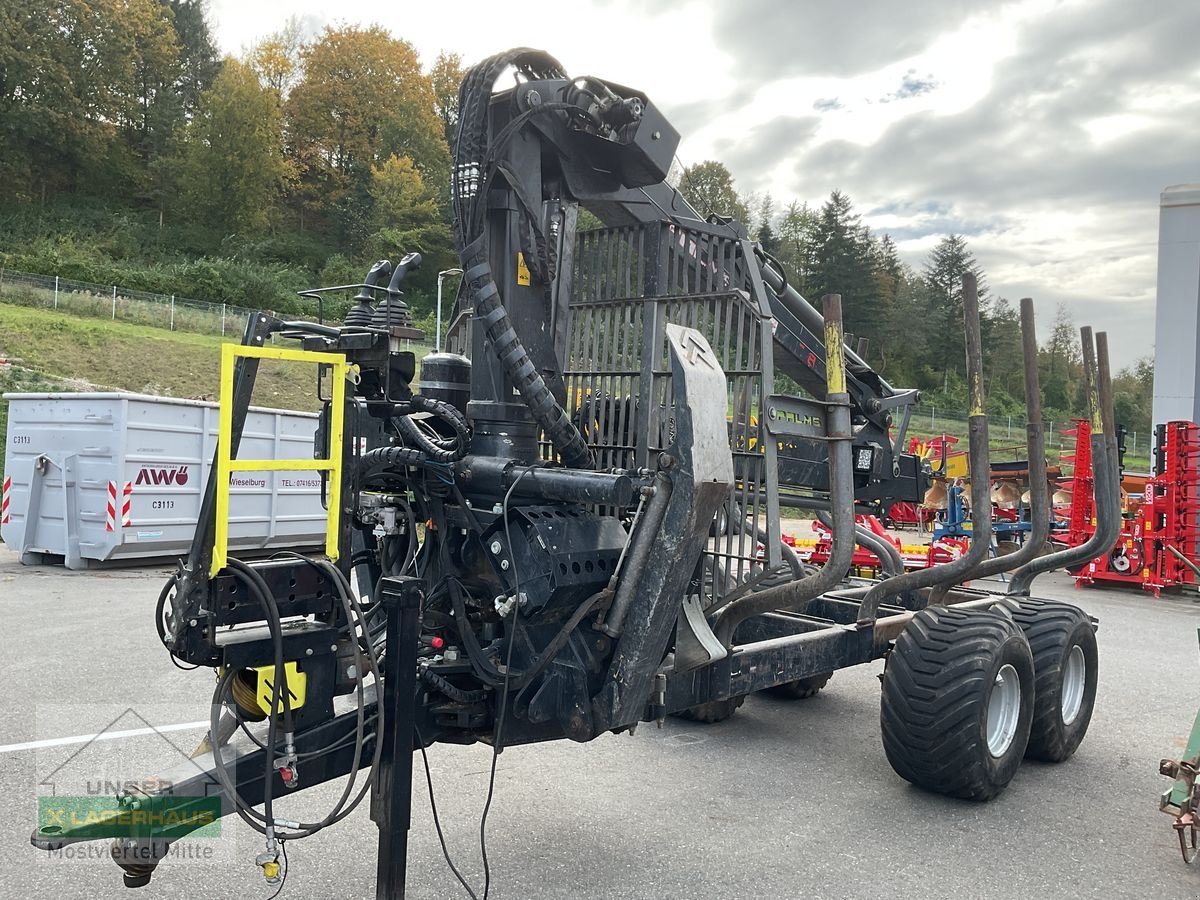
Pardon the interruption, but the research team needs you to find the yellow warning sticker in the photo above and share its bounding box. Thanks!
[516,252,531,286]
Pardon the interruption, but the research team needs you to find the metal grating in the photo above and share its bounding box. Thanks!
[560,223,786,607]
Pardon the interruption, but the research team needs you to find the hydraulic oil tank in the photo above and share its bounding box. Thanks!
[419,353,471,415]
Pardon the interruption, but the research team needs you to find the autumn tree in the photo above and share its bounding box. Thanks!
[365,154,454,300]
[285,26,449,240]
[247,16,306,102]
[429,51,465,145]
[124,3,184,165]
[133,1,221,219]
[0,0,184,198]
[177,58,292,235]
[678,161,750,223]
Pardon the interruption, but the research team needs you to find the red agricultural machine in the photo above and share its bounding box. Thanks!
[1066,419,1200,595]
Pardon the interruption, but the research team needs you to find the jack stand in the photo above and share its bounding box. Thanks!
[372,576,422,899]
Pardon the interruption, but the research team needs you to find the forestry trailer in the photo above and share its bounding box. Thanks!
[32,48,1114,896]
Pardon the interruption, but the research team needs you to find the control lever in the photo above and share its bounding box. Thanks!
[355,259,392,302]
[386,252,423,294]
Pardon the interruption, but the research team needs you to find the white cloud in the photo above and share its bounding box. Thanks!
[206,0,1199,368]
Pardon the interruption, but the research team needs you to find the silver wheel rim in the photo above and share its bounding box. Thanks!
[987,664,1021,757]
[1061,644,1086,725]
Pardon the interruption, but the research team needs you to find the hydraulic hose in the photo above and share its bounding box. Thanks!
[399,394,471,463]
[452,48,593,469]
[460,252,593,468]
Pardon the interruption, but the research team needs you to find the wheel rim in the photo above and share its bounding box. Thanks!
[1061,644,1086,725]
[987,664,1021,757]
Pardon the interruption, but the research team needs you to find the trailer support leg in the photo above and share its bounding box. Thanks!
[373,576,422,899]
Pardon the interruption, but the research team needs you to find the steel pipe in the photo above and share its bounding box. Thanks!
[712,294,856,645]
[817,510,902,577]
[964,297,1051,582]
[1007,327,1121,594]
[857,273,992,621]
[1096,332,1118,477]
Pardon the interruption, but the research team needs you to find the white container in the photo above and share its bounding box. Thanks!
[1,392,327,568]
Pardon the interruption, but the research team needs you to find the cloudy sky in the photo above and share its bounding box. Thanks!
[207,0,1200,369]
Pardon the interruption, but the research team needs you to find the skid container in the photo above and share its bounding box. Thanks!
[1,392,327,568]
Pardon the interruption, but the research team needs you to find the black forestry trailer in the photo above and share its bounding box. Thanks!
[32,48,1113,896]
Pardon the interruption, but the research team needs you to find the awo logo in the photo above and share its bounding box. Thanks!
[134,466,190,487]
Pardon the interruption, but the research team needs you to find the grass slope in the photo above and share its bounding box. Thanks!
[0,301,319,405]
[0,301,433,473]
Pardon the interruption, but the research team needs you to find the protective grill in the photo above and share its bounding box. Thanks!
[562,221,785,606]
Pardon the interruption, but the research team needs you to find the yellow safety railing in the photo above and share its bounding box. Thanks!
[211,343,350,577]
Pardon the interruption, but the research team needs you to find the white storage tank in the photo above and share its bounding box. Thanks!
[1,392,327,568]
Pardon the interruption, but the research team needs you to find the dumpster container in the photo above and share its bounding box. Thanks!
[1,392,327,568]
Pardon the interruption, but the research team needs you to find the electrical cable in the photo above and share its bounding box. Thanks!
[202,559,292,843]
[206,554,381,842]
[480,468,535,899]
[414,721,481,900]
[155,574,201,670]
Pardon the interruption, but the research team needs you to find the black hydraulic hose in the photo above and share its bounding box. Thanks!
[1007,327,1121,595]
[712,294,856,645]
[510,591,610,693]
[207,559,292,843]
[287,559,377,829]
[399,394,472,462]
[228,559,295,735]
[445,579,505,686]
[857,274,992,620]
[452,48,592,470]
[421,667,487,704]
[359,445,427,472]
[968,297,1051,583]
[459,250,593,468]
[209,555,381,840]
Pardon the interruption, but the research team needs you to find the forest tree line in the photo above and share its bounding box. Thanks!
[0,1,1151,430]
[676,163,1153,434]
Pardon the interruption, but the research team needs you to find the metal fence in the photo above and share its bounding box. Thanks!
[912,402,1148,466]
[0,267,307,337]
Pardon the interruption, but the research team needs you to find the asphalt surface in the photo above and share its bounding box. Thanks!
[2,545,1200,899]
